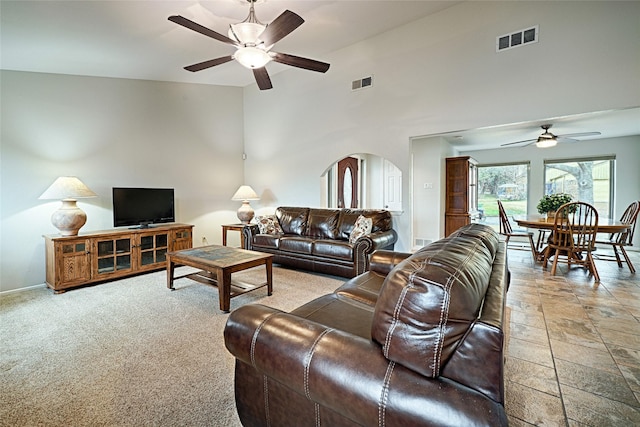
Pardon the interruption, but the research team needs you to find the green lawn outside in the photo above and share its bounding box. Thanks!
[479,194,528,217]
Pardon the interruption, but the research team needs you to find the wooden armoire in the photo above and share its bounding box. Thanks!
[445,156,479,236]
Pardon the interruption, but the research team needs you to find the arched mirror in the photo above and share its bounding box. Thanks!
[321,153,403,211]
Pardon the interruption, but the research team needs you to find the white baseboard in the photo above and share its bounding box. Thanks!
[0,283,47,295]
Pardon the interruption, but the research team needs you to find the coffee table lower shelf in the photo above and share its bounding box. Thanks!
[180,270,271,301]
[166,245,273,313]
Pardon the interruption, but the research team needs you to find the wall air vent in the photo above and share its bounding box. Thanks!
[496,25,538,52]
[352,76,373,91]
[414,238,433,248]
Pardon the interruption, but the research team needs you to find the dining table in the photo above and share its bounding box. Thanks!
[514,215,631,263]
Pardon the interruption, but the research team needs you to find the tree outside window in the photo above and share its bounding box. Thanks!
[477,163,529,231]
[544,157,614,219]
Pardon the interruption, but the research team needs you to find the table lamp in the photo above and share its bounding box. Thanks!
[39,176,97,236]
[231,185,259,224]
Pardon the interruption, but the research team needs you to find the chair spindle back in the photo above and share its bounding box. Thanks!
[553,201,599,253]
[497,200,513,235]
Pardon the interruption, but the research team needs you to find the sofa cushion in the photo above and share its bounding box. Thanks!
[335,271,386,307]
[254,215,283,235]
[276,207,309,236]
[337,209,391,239]
[305,209,340,239]
[252,234,280,249]
[312,239,353,261]
[371,227,498,378]
[290,293,375,339]
[349,215,373,244]
[449,223,500,259]
[279,236,313,254]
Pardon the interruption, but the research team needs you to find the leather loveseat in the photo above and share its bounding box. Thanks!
[225,223,509,426]
[242,207,397,278]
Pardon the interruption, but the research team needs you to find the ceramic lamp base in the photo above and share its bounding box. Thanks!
[236,201,255,224]
[51,199,87,236]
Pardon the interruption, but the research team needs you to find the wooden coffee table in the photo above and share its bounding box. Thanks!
[167,245,273,312]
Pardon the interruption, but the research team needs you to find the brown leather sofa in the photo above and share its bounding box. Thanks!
[242,207,397,278]
[225,223,509,426]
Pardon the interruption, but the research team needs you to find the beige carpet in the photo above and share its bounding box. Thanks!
[0,266,346,427]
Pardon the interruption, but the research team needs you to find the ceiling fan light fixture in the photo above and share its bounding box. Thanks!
[228,0,266,45]
[234,46,271,69]
[168,0,329,90]
[536,136,558,148]
[229,22,266,45]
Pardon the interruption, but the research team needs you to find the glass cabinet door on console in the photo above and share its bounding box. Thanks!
[93,237,133,277]
[137,231,169,270]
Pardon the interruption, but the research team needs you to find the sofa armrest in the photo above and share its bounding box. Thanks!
[224,304,507,427]
[241,224,260,250]
[369,249,412,275]
[353,229,398,275]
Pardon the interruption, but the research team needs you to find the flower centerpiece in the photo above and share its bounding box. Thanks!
[537,193,572,222]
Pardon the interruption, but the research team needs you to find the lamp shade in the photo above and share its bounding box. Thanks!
[39,176,97,200]
[231,185,259,201]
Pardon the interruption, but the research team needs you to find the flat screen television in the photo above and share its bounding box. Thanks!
[112,187,175,228]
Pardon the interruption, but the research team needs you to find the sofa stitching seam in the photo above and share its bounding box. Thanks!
[383,256,427,358]
[263,375,271,426]
[250,312,278,368]
[378,360,395,427]
[304,328,334,400]
[433,240,484,376]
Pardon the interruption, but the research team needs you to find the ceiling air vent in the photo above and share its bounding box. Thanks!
[352,76,373,91]
[496,25,538,52]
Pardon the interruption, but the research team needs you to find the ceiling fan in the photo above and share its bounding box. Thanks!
[500,124,601,148]
[168,0,330,90]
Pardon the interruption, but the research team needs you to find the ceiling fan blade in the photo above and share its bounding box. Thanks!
[271,52,330,73]
[169,15,239,46]
[557,131,601,138]
[556,136,579,143]
[500,138,536,147]
[184,56,234,72]
[253,67,273,90]
[259,10,304,46]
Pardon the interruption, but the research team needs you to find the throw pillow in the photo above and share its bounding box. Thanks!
[255,215,284,235]
[349,215,373,244]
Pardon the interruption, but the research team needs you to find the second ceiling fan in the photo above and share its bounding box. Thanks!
[169,0,330,90]
[501,124,601,148]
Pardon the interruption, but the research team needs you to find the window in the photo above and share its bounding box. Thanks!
[544,157,615,219]
[478,162,530,231]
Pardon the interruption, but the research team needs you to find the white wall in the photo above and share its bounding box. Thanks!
[410,136,456,245]
[0,71,245,292]
[242,1,640,251]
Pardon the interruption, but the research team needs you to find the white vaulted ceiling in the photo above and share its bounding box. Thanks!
[0,0,461,87]
[1,1,638,149]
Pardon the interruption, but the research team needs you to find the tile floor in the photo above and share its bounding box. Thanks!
[503,242,640,426]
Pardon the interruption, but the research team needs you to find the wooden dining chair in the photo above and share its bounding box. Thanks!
[543,201,600,281]
[497,200,537,262]
[536,229,551,252]
[594,200,639,273]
